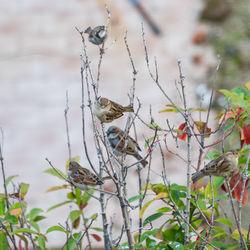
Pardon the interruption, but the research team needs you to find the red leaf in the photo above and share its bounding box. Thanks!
[229,173,249,206]
[91,234,102,242]
[242,124,250,145]
[10,193,24,200]
[177,122,188,141]
[220,183,227,192]
[195,228,207,249]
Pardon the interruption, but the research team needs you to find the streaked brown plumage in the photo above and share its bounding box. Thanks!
[106,126,148,167]
[68,161,108,190]
[84,25,107,45]
[93,97,134,123]
[192,150,239,183]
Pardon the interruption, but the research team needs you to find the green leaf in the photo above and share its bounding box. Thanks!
[46,225,68,234]
[119,243,129,249]
[139,199,154,219]
[91,227,103,232]
[143,212,164,226]
[170,184,187,191]
[44,168,67,180]
[0,232,9,249]
[5,175,19,186]
[63,233,82,250]
[205,182,217,199]
[27,208,43,220]
[47,200,72,212]
[162,224,181,242]
[146,237,156,248]
[205,151,220,160]
[213,176,225,189]
[29,221,40,233]
[168,241,184,250]
[12,228,38,235]
[192,218,202,228]
[210,241,239,249]
[4,214,18,224]
[215,218,233,227]
[20,182,30,198]
[140,229,158,242]
[33,215,46,222]
[231,228,248,241]
[157,207,172,213]
[214,195,228,201]
[144,136,158,149]
[67,192,75,200]
[90,213,98,220]
[69,210,82,222]
[75,187,82,206]
[148,122,161,130]
[232,87,248,98]
[81,189,94,206]
[128,194,144,203]
[29,221,40,232]
[0,200,6,216]
[197,199,207,210]
[37,235,46,249]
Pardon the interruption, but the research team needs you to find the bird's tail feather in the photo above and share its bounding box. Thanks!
[134,154,148,167]
[124,106,134,112]
[192,171,204,183]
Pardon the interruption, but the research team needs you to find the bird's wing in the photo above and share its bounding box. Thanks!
[73,168,103,186]
[105,112,123,122]
[110,100,125,112]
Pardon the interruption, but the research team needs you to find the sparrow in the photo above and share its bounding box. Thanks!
[106,126,148,167]
[84,25,107,45]
[93,97,134,123]
[68,161,109,190]
[192,150,239,183]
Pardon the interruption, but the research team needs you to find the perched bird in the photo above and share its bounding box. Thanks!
[106,126,148,167]
[192,150,239,183]
[93,97,134,123]
[84,25,107,45]
[68,161,109,190]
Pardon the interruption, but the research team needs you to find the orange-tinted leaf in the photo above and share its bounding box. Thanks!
[192,31,206,44]
[177,122,188,141]
[192,54,203,65]
[91,234,102,242]
[218,111,235,125]
[155,192,167,200]
[45,185,69,193]
[79,201,88,210]
[73,217,80,229]
[218,107,243,125]
[10,208,22,216]
[242,124,250,145]
[194,121,211,138]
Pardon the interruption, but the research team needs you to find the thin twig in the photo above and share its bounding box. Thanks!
[64,91,72,160]
[225,177,247,249]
